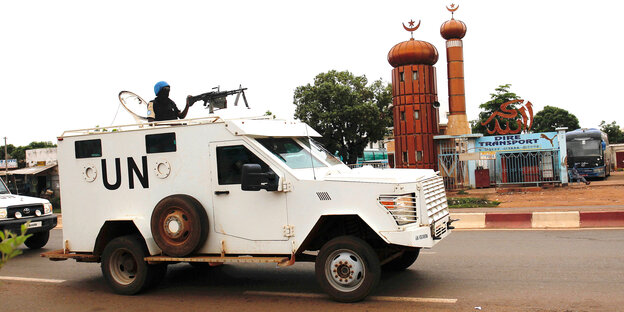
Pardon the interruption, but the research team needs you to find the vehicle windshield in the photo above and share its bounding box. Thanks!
[303,138,344,166]
[567,139,600,157]
[0,179,9,194]
[257,138,327,169]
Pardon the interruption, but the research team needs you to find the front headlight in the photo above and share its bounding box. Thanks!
[43,203,53,215]
[0,208,7,219]
[379,193,417,225]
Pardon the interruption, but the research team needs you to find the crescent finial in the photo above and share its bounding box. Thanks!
[402,20,421,38]
[447,3,459,12]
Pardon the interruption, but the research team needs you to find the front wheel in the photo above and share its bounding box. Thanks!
[381,248,420,271]
[315,236,380,302]
[101,235,167,295]
[24,231,50,249]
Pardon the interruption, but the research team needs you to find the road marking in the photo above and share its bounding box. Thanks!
[0,276,65,284]
[244,291,457,303]
[420,251,436,255]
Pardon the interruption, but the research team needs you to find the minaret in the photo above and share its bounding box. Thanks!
[388,20,440,169]
[440,4,471,135]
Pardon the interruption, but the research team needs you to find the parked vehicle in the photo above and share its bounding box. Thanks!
[566,128,611,179]
[0,177,57,249]
[43,117,453,302]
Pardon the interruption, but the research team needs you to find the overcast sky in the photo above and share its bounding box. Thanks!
[2,0,623,146]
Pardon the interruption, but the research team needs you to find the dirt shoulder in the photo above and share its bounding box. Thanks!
[449,171,624,211]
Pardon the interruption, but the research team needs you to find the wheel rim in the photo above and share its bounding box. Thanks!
[325,249,365,291]
[160,207,191,245]
[109,248,138,286]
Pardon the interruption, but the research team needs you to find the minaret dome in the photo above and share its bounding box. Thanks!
[440,18,467,40]
[388,39,439,67]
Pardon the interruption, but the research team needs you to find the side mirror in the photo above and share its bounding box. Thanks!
[241,164,279,191]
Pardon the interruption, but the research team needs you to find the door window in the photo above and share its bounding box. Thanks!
[216,145,271,185]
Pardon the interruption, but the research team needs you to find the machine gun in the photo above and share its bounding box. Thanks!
[187,85,249,113]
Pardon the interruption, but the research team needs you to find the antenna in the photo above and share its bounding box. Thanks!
[305,124,317,180]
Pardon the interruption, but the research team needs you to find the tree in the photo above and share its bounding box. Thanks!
[471,84,521,135]
[600,120,624,144]
[531,106,580,133]
[294,70,392,164]
[0,141,56,168]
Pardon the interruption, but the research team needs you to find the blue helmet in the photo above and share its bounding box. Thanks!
[154,81,170,95]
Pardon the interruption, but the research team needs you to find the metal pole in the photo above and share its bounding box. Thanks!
[3,137,7,184]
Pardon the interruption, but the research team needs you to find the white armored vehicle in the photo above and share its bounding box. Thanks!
[44,117,452,302]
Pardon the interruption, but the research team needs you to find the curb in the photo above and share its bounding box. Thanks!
[53,212,624,230]
[54,214,62,230]
[451,211,624,229]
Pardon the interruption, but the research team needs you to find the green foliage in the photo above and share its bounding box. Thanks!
[532,106,580,133]
[0,222,32,270]
[50,195,62,212]
[447,197,500,208]
[264,110,276,119]
[0,141,56,168]
[471,84,521,136]
[600,120,624,144]
[294,70,392,164]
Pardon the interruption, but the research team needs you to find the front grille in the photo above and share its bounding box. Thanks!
[8,204,44,218]
[422,176,449,225]
[435,224,447,238]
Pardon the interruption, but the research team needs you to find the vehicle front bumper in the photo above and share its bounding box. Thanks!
[0,214,58,234]
[379,215,451,248]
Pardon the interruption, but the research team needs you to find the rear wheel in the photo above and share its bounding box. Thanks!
[381,248,420,271]
[315,236,380,302]
[101,235,166,295]
[24,231,50,249]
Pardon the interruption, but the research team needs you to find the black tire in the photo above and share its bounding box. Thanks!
[24,231,50,249]
[101,235,165,295]
[150,195,208,257]
[381,248,420,272]
[315,236,381,302]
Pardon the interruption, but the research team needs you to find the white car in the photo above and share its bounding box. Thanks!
[0,178,57,249]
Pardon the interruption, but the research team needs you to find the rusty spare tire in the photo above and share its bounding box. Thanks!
[151,195,208,257]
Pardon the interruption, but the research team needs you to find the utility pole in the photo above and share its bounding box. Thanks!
[3,137,7,184]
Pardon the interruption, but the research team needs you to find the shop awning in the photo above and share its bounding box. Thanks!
[0,164,57,176]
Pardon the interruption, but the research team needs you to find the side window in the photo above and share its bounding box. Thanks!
[146,133,176,154]
[216,145,271,185]
[75,139,102,158]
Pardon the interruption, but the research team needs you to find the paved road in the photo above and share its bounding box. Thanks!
[2,229,624,311]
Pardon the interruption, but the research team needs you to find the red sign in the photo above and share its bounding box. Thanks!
[481,99,533,135]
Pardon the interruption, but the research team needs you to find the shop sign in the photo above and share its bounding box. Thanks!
[0,159,17,169]
[476,132,558,152]
[479,151,497,160]
[481,99,533,135]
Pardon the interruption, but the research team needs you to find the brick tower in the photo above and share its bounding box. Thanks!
[388,20,440,169]
[440,4,471,135]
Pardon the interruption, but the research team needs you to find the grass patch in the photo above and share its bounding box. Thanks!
[447,197,500,208]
